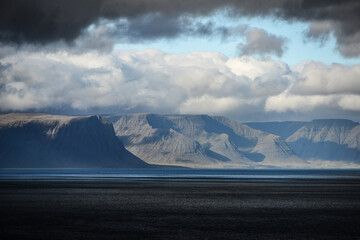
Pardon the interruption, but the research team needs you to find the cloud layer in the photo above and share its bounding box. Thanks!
[1,48,360,121]
[1,0,360,57]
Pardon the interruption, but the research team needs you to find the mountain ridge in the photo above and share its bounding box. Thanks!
[106,114,303,168]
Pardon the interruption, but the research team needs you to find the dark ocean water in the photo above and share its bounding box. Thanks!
[1,168,360,180]
[1,168,360,239]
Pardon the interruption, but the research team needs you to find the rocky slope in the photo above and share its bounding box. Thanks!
[0,113,148,168]
[246,119,360,163]
[106,114,303,168]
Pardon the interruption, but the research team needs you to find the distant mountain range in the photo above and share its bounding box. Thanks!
[245,119,360,164]
[1,113,359,168]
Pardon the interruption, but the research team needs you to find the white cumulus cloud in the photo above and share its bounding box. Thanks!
[1,48,360,121]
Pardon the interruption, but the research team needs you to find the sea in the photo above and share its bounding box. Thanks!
[1,168,360,181]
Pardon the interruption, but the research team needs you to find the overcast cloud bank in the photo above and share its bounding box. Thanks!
[1,48,359,121]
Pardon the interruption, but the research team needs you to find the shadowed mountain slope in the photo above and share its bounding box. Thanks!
[0,113,148,168]
[106,114,303,168]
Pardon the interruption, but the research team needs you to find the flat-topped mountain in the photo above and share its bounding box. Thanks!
[0,113,148,168]
[245,119,360,163]
[106,114,303,168]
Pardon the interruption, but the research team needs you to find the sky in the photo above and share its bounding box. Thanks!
[1,0,360,122]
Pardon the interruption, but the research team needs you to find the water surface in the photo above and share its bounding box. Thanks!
[1,168,360,180]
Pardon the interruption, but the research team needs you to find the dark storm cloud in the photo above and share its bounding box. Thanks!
[119,15,243,43]
[0,0,358,41]
[1,0,360,56]
[0,0,223,45]
[0,0,101,44]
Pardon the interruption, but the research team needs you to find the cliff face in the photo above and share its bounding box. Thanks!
[107,114,303,168]
[0,113,148,168]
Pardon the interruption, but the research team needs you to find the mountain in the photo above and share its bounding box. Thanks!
[106,114,303,168]
[0,113,149,168]
[286,119,360,162]
[246,119,360,164]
